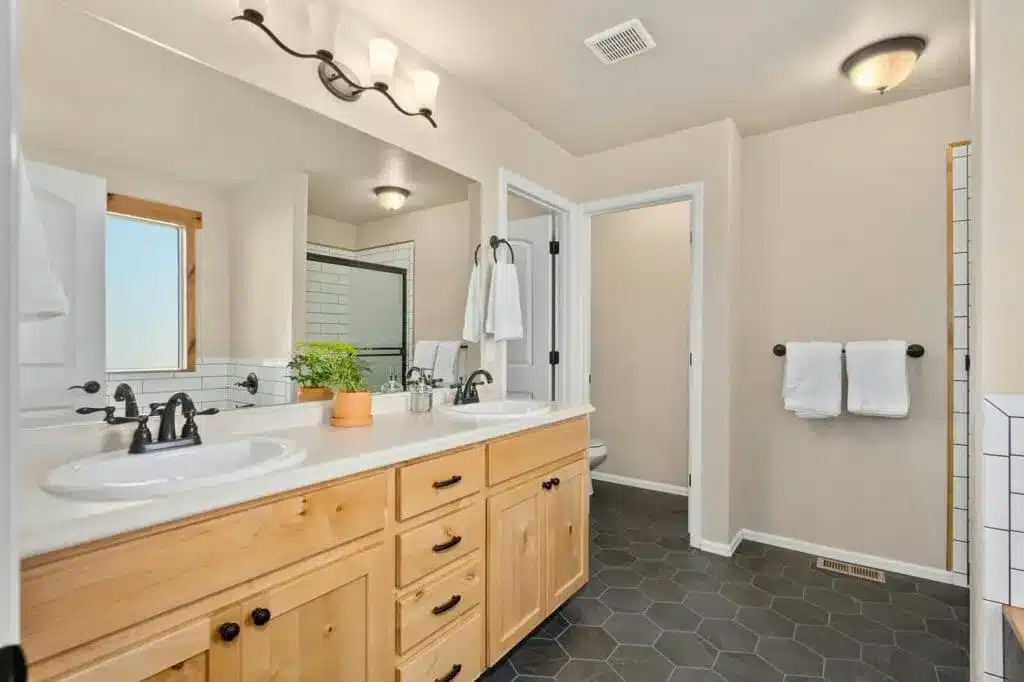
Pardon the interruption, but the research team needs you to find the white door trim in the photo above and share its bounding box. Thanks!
[580,183,705,549]
[497,169,584,404]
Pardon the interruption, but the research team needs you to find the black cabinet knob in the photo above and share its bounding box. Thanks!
[551,477,561,487]
[218,622,241,642]
[251,607,272,626]
[541,480,553,490]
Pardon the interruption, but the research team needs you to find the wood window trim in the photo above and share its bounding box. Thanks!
[106,193,201,372]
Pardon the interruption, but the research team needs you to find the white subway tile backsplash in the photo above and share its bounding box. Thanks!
[953,254,968,288]
[953,380,968,411]
[953,188,968,221]
[953,284,968,316]
[307,270,339,283]
[986,528,1011,601]
[954,475,968,509]
[954,507,967,541]
[1013,418,1024,456]
[987,401,1011,455]
[1014,570,1024,607]
[201,376,228,390]
[1013,457,1024,495]
[1014,532,1024,569]
[954,349,968,381]
[954,412,968,446]
[953,220,967,253]
[953,155,967,189]
[1013,494,1024,531]
[954,317,968,349]
[986,455,1011,528]
[141,377,203,394]
[953,540,968,574]
[954,445,968,477]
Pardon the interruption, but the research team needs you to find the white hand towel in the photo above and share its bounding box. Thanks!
[783,342,842,419]
[432,341,462,386]
[411,341,438,372]
[485,262,523,341]
[462,262,485,342]
[845,340,909,418]
[19,152,68,321]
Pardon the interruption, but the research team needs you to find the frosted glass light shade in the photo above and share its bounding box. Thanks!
[410,70,440,112]
[841,36,926,94]
[374,186,410,211]
[368,39,399,85]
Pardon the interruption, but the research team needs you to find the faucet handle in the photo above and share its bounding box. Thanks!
[127,416,153,454]
[195,408,220,416]
[149,402,166,416]
[76,406,116,423]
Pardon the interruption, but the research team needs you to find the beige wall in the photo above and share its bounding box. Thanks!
[358,201,472,348]
[735,87,970,568]
[23,142,233,359]
[591,202,691,487]
[308,214,358,250]
[230,172,309,360]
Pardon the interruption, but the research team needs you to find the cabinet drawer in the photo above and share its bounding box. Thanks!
[22,471,388,663]
[487,418,588,485]
[398,446,484,520]
[397,504,485,587]
[397,557,483,654]
[397,612,484,682]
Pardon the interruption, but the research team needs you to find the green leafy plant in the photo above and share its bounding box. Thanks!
[287,341,367,392]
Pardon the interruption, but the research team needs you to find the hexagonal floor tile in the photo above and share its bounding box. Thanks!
[833,578,892,604]
[666,553,712,572]
[734,555,785,576]
[596,549,637,567]
[794,625,860,660]
[603,613,662,645]
[780,566,835,588]
[509,638,569,677]
[657,535,692,551]
[936,665,970,682]
[634,560,678,579]
[685,592,740,619]
[822,659,889,682]
[890,592,956,620]
[594,533,630,549]
[705,560,755,584]
[640,578,690,603]
[654,631,718,667]
[735,606,796,638]
[556,660,621,682]
[926,617,969,649]
[861,644,939,681]
[630,542,668,561]
[751,574,803,597]
[577,578,607,600]
[608,644,675,682]
[735,542,767,556]
[535,611,571,639]
[861,602,926,631]
[556,625,618,660]
[696,619,758,653]
[917,580,970,608]
[562,598,613,626]
[713,652,783,682]
[828,614,895,645]
[673,570,724,593]
[479,659,516,682]
[763,546,814,567]
[755,637,823,676]
[645,602,702,632]
[668,669,726,682]
[598,568,643,588]
[719,583,772,608]
[601,588,653,614]
[803,587,861,615]
[895,631,968,668]
[770,598,829,625]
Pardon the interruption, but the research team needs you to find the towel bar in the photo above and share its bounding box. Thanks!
[772,343,925,358]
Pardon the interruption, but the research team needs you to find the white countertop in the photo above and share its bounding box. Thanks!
[20,402,593,558]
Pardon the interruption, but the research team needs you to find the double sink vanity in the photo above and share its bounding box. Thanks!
[20,399,592,682]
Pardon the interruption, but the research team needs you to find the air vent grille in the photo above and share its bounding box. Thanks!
[816,557,886,584]
[585,19,656,65]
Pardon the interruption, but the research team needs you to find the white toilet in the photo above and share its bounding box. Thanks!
[587,437,607,495]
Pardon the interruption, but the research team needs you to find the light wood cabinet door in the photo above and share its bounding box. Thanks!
[486,478,547,662]
[240,545,391,682]
[544,459,589,609]
[49,609,240,682]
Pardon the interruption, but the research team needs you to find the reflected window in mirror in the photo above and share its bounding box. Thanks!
[106,194,199,373]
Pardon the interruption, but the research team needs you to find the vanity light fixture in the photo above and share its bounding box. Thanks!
[841,35,927,94]
[233,1,439,128]
[373,186,411,211]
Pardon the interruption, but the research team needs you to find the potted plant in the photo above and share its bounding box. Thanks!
[322,342,372,427]
[287,341,342,402]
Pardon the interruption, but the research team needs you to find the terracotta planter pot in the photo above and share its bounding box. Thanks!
[298,386,332,403]
[331,391,373,427]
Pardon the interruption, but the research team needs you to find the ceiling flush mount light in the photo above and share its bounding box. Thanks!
[233,1,439,128]
[374,186,411,211]
[841,35,927,94]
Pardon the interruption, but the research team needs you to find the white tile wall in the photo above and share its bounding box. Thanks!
[951,143,972,584]
[105,358,233,414]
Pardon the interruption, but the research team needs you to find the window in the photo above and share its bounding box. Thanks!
[105,194,199,372]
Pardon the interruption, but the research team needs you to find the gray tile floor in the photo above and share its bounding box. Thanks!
[479,481,969,682]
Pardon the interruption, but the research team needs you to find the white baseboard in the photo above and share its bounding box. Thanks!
[699,530,744,558]
[590,471,688,497]
[742,530,966,587]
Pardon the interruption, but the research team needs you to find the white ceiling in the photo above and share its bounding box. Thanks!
[343,0,971,154]
[19,0,471,223]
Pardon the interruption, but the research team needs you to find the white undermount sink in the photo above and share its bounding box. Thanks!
[41,438,307,501]
[449,400,552,420]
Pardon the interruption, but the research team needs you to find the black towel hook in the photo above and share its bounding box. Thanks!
[489,235,515,264]
[473,244,481,266]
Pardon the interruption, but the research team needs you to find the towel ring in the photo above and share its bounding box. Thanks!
[489,235,515,264]
[473,244,481,266]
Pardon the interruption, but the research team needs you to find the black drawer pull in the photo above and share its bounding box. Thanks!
[251,607,272,626]
[551,477,560,487]
[436,663,463,682]
[431,594,462,615]
[541,480,553,490]
[432,475,463,489]
[432,535,463,553]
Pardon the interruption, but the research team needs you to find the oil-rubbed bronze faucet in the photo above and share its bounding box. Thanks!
[454,369,493,405]
[127,392,219,455]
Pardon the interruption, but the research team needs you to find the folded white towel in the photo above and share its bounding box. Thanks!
[411,341,438,373]
[432,341,462,386]
[845,340,909,418]
[485,262,523,341]
[462,262,485,343]
[19,152,68,321]
[783,342,842,419]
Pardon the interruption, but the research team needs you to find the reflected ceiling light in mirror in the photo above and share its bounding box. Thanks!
[233,1,439,128]
[374,186,411,211]
[841,36,927,94]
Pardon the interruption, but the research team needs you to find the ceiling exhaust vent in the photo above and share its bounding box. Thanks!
[585,19,656,65]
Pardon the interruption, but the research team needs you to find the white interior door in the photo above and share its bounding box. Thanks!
[19,162,106,423]
[507,215,553,400]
